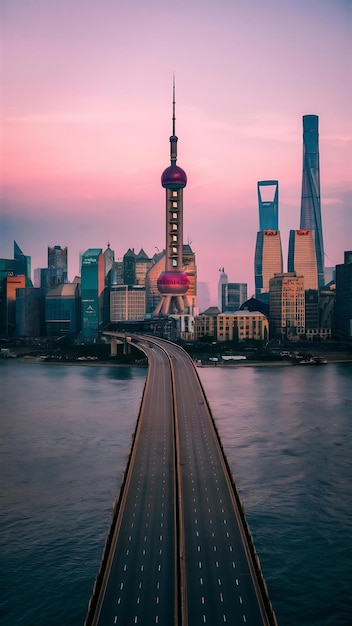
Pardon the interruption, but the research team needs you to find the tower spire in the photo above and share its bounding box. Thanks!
[170,74,178,164]
[172,73,176,137]
[154,77,189,317]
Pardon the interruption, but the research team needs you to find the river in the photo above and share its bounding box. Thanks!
[1,359,351,625]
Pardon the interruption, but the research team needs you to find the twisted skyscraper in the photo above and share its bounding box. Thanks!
[300,115,325,289]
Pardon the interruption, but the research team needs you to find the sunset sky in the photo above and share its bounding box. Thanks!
[1,0,351,303]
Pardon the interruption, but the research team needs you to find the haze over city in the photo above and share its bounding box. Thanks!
[1,0,351,302]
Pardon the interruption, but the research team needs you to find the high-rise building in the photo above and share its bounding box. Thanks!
[45,283,80,336]
[287,229,318,291]
[111,260,124,286]
[103,243,115,278]
[255,230,283,303]
[258,180,279,231]
[269,272,305,340]
[16,288,45,337]
[335,251,352,338]
[110,285,146,322]
[254,179,283,303]
[14,241,31,283]
[80,249,104,339]
[135,249,152,286]
[0,258,16,334]
[48,245,68,286]
[300,115,325,289]
[221,282,247,313]
[218,268,228,311]
[182,244,197,315]
[123,248,136,285]
[154,79,190,316]
[2,275,26,335]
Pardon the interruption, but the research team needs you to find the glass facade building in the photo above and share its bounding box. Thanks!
[3,275,26,335]
[287,229,318,291]
[47,246,68,287]
[300,115,325,289]
[45,283,80,336]
[16,288,45,337]
[221,282,247,313]
[335,251,352,338]
[81,249,104,339]
[255,230,283,302]
[269,272,305,340]
[14,241,31,282]
[258,180,279,231]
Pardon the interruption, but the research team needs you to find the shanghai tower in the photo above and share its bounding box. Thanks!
[300,114,325,289]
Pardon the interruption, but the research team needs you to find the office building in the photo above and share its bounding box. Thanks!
[255,230,283,302]
[154,79,190,315]
[110,285,146,322]
[254,178,283,303]
[218,268,228,311]
[123,249,136,285]
[146,251,166,317]
[45,282,81,336]
[2,275,26,335]
[287,229,318,291]
[269,272,305,340]
[80,249,104,339]
[111,260,124,286]
[181,244,197,315]
[104,243,115,278]
[135,249,152,286]
[221,282,247,313]
[48,246,68,286]
[258,180,279,231]
[16,288,45,337]
[0,259,16,334]
[335,251,352,338]
[300,115,325,289]
[194,307,220,340]
[217,311,268,342]
[14,241,31,282]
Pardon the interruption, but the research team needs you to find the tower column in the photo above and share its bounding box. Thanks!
[154,78,190,317]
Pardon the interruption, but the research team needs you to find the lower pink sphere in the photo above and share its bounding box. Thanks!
[157,271,190,295]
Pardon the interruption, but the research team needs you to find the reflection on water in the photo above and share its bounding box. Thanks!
[0,360,351,626]
[198,363,352,626]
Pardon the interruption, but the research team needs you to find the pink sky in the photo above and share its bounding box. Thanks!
[1,0,351,305]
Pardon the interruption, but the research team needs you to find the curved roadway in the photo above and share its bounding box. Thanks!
[95,340,177,626]
[87,335,276,626]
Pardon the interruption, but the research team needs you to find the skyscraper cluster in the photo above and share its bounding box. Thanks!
[1,107,351,343]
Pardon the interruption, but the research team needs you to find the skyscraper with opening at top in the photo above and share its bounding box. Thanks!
[258,180,278,231]
[254,181,283,303]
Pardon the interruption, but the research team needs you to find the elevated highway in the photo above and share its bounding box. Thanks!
[85,335,277,626]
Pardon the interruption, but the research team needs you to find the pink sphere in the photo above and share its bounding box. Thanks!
[161,164,187,190]
[157,271,190,295]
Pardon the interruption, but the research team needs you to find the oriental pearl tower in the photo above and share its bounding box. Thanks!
[153,79,190,316]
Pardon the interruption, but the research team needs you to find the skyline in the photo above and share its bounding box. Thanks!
[1,0,351,302]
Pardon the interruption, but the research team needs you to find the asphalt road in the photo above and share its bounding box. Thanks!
[164,339,269,625]
[90,335,274,626]
[96,341,177,626]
